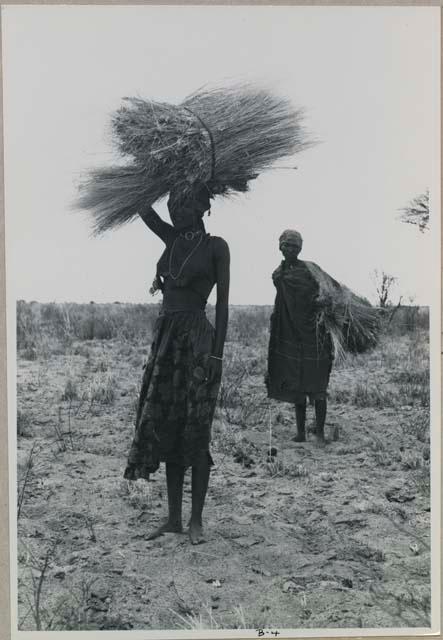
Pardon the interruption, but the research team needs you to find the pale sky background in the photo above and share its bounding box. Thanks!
[2,5,440,306]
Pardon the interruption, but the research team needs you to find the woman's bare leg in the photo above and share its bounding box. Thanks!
[189,461,210,545]
[147,462,184,539]
[314,398,327,444]
[292,399,307,442]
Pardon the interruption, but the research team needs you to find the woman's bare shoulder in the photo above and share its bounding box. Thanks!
[210,236,230,255]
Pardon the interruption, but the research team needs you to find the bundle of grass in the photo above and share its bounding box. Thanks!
[306,262,380,361]
[76,83,312,234]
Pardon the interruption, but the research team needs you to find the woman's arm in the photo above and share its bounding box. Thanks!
[138,202,175,244]
[207,238,230,381]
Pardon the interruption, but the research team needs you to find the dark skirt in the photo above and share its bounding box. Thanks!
[124,310,220,480]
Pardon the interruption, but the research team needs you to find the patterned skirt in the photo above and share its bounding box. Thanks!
[123,310,220,480]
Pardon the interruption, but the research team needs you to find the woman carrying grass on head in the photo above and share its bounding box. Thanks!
[266,230,333,446]
[124,183,230,545]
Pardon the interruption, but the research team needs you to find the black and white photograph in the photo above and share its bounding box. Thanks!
[2,4,441,638]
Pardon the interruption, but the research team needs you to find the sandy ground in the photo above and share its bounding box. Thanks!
[15,328,431,632]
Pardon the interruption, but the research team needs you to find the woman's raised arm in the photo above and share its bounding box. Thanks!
[138,203,175,244]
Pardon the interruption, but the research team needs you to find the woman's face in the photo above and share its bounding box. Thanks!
[280,241,301,262]
[168,191,209,230]
[168,203,199,230]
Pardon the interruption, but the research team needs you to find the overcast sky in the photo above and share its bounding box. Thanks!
[2,5,440,306]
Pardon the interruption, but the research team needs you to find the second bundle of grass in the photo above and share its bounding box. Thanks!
[306,262,380,362]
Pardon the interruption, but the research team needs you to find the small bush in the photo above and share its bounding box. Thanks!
[227,306,271,346]
[17,410,33,438]
[120,479,152,509]
[94,359,109,373]
[88,373,116,405]
[22,344,38,361]
[265,459,309,478]
[414,462,430,498]
[401,452,422,470]
[61,378,79,402]
[398,382,430,408]
[353,383,396,408]
[16,301,159,351]
[384,306,429,336]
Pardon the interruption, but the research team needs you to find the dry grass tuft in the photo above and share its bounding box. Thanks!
[61,378,79,402]
[17,410,33,438]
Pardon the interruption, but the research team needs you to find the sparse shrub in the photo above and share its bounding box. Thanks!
[369,583,430,627]
[17,301,41,354]
[120,479,152,509]
[398,381,430,408]
[318,471,334,482]
[354,499,385,515]
[290,463,310,478]
[392,369,429,387]
[170,602,268,632]
[51,577,99,630]
[41,303,74,347]
[384,306,429,337]
[61,378,79,402]
[403,306,420,333]
[88,373,116,405]
[401,452,422,470]
[369,435,385,452]
[17,410,33,438]
[17,539,58,630]
[227,306,271,346]
[130,354,145,369]
[328,387,349,404]
[22,344,38,361]
[126,383,141,421]
[17,443,38,520]
[212,419,256,460]
[392,345,430,406]
[353,383,396,408]
[94,359,109,373]
[414,462,430,498]
[171,604,221,631]
[354,542,385,563]
[373,451,392,467]
[18,540,100,632]
[16,301,160,351]
[52,404,77,452]
[73,344,91,359]
[217,355,248,409]
[217,349,268,427]
[265,459,309,479]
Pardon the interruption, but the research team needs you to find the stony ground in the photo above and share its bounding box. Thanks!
[15,321,431,632]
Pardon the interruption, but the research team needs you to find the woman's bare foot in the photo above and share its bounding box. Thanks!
[189,519,206,545]
[315,433,329,447]
[147,519,183,540]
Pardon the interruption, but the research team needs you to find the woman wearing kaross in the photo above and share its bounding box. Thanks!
[266,230,333,445]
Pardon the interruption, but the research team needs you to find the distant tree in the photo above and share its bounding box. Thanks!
[372,269,405,328]
[399,190,429,233]
[372,269,398,308]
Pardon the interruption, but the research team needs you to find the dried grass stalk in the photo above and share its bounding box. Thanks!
[75,83,313,234]
[306,262,380,361]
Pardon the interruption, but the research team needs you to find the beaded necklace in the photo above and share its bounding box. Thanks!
[167,231,204,280]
